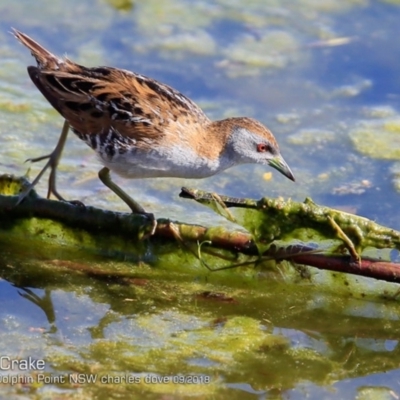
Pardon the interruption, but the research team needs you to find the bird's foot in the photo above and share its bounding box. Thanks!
[16,120,71,205]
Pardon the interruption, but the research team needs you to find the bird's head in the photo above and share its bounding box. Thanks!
[224,117,295,181]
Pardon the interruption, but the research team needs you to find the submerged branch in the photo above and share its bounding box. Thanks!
[0,174,256,256]
[181,187,400,283]
[2,174,400,284]
[266,244,400,284]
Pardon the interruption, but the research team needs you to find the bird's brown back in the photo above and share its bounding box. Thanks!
[14,30,212,152]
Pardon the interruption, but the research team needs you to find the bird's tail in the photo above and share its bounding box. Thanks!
[12,28,62,69]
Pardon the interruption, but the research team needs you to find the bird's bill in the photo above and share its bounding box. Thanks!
[268,155,295,181]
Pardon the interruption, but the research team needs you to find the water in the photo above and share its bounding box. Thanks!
[1,0,400,398]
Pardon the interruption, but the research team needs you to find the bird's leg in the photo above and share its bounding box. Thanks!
[17,119,70,204]
[98,167,157,235]
[98,167,146,213]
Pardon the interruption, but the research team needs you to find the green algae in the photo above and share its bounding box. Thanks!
[105,0,134,12]
[350,119,400,160]
[183,188,400,255]
[222,30,302,78]
[287,129,336,146]
[2,242,400,399]
[3,250,400,400]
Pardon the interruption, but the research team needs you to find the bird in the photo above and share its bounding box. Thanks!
[13,29,295,227]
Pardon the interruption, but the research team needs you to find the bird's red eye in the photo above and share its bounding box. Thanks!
[257,143,268,152]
